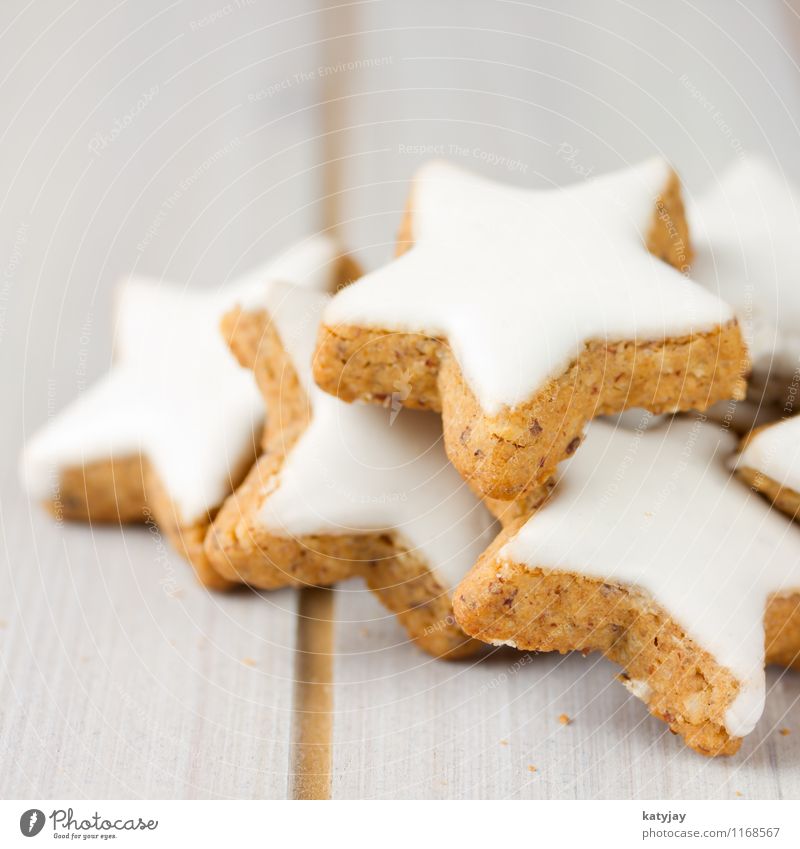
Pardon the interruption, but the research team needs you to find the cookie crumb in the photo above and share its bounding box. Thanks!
[527,765,537,773]
[559,713,571,725]
[241,657,257,667]
[735,791,743,797]
[780,728,791,736]
[499,739,509,746]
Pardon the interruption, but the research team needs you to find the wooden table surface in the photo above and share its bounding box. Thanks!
[2,492,800,799]
[2,0,800,800]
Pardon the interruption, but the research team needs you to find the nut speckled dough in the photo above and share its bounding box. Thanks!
[313,161,749,502]
[453,528,800,757]
[205,284,495,659]
[452,418,800,756]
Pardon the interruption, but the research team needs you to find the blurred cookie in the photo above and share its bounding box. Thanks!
[735,415,800,521]
[21,237,354,589]
[691,157,800,406]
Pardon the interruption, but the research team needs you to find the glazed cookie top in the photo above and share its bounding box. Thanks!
[258,280,497,589]
[736,415,800,493]
[499,416,800,738]
[323,158,736,414]
[21,236,342,525]
[690,157,800,377]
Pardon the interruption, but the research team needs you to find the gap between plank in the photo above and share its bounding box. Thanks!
[287,1,357,800]
[289,587,336,799]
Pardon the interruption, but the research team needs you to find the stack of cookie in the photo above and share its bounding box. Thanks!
[22,155,800,757]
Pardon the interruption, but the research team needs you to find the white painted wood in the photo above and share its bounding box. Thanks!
[330,581,800,799]
[0,494,300,799]
[4,0,800,800]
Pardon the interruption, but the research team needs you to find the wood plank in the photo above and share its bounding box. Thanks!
[329,582,800,799]
[0,491,299,799]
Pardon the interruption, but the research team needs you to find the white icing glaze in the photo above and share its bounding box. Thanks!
[257,280,497,591]
[500,417,800,738]
[324,159,735,414]
[21,236,344,524]
[735,415,800,495]
[690,157,800,382]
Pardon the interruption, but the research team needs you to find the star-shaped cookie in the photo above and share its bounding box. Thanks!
[453,416,800,755]
[205,280,497,657]
[735,415,800,522]
[312,158,748,502]
[21,236,355,589]
[690,157,800,404]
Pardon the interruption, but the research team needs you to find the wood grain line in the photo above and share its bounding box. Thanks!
[289,587,336,799]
